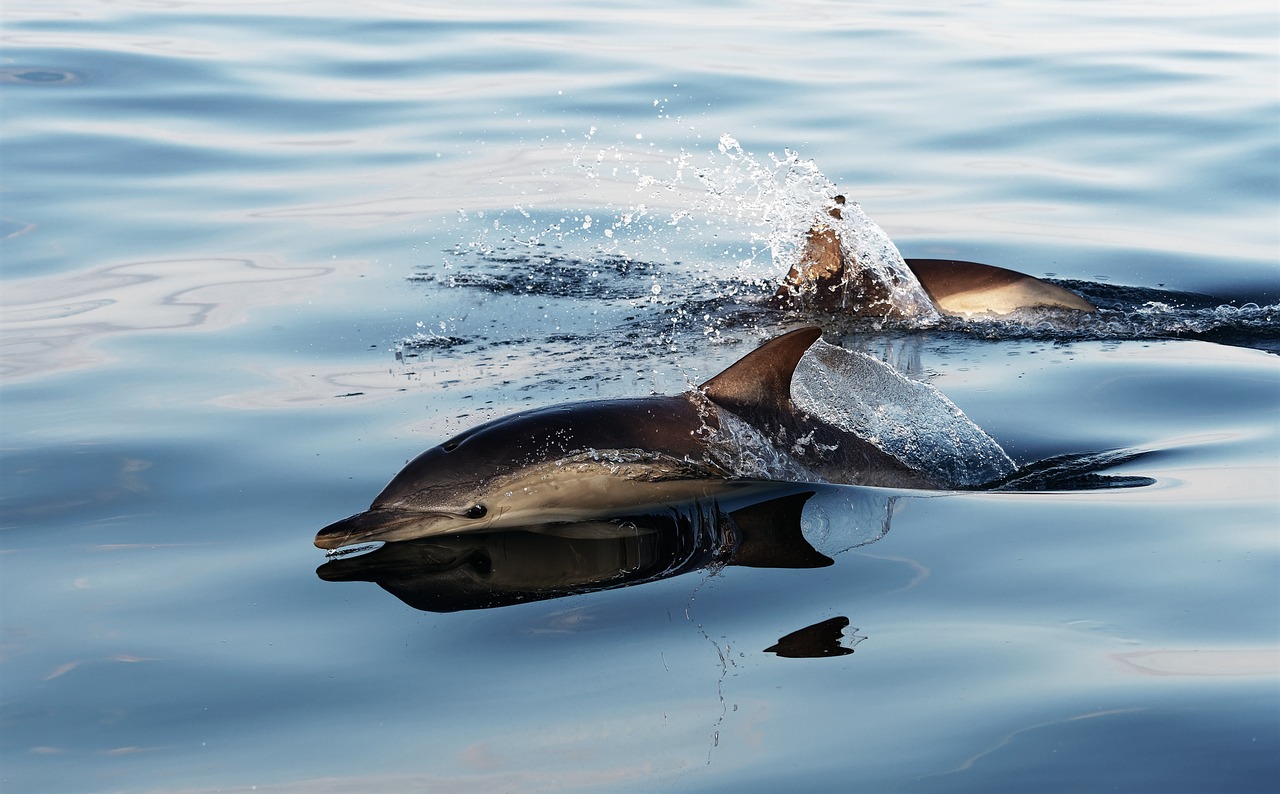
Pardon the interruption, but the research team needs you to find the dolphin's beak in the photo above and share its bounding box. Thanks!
[314,508,441,550]
[317,542,489,580]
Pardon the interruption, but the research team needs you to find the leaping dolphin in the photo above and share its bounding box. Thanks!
[315,326,935,551]
[774,195,1096,317]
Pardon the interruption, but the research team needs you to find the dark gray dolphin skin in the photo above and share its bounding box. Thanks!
[774,195,1096,317]
[315,326,933,551]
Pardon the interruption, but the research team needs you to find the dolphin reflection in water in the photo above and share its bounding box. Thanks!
[318,484,851,613]
[318,472,1140,656]
[320,483,895,657]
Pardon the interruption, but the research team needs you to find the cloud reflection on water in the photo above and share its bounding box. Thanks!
[0,256,332,380]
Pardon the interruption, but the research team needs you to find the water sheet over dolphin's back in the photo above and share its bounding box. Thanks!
[792,340,1017,487]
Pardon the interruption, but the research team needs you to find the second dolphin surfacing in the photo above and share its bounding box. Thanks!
[773,195,1096,317]
[316,327,964,551]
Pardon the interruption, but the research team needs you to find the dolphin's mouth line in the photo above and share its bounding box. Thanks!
[323,542,383,559]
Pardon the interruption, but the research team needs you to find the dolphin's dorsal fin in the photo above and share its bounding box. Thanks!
[699,326,822,414]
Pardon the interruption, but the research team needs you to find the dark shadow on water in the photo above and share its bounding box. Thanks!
[763,616,862,658]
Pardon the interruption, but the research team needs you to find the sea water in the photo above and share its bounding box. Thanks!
[2,2,1277,792]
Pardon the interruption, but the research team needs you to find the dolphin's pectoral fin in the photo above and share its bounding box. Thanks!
[700,326,822,415]
[726,491,834,569]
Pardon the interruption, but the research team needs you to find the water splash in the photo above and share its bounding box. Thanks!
[693,135,938,320]
[420,136,1277,354]
[792,340,1016,487]
[703,410,824,482]
[444,134,939,319]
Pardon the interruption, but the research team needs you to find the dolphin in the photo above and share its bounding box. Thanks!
[314,326,935,551]
[774,195,1096,317]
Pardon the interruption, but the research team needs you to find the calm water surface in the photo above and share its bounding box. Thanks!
[2,2,1278,792]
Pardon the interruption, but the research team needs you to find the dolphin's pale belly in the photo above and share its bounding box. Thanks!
[930,278,1097,316]
[467,462,758,529]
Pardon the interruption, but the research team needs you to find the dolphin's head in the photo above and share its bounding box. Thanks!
[314,413,552,550]
[313,445,498,550]
[314,395,716,550]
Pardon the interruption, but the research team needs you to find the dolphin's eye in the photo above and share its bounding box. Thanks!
[464,504,487,519]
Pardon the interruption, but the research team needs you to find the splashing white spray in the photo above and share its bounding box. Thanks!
[693,135,938,320]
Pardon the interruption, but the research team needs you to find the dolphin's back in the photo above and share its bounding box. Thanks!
[905,259,1095,315]
[372,395,712,508]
